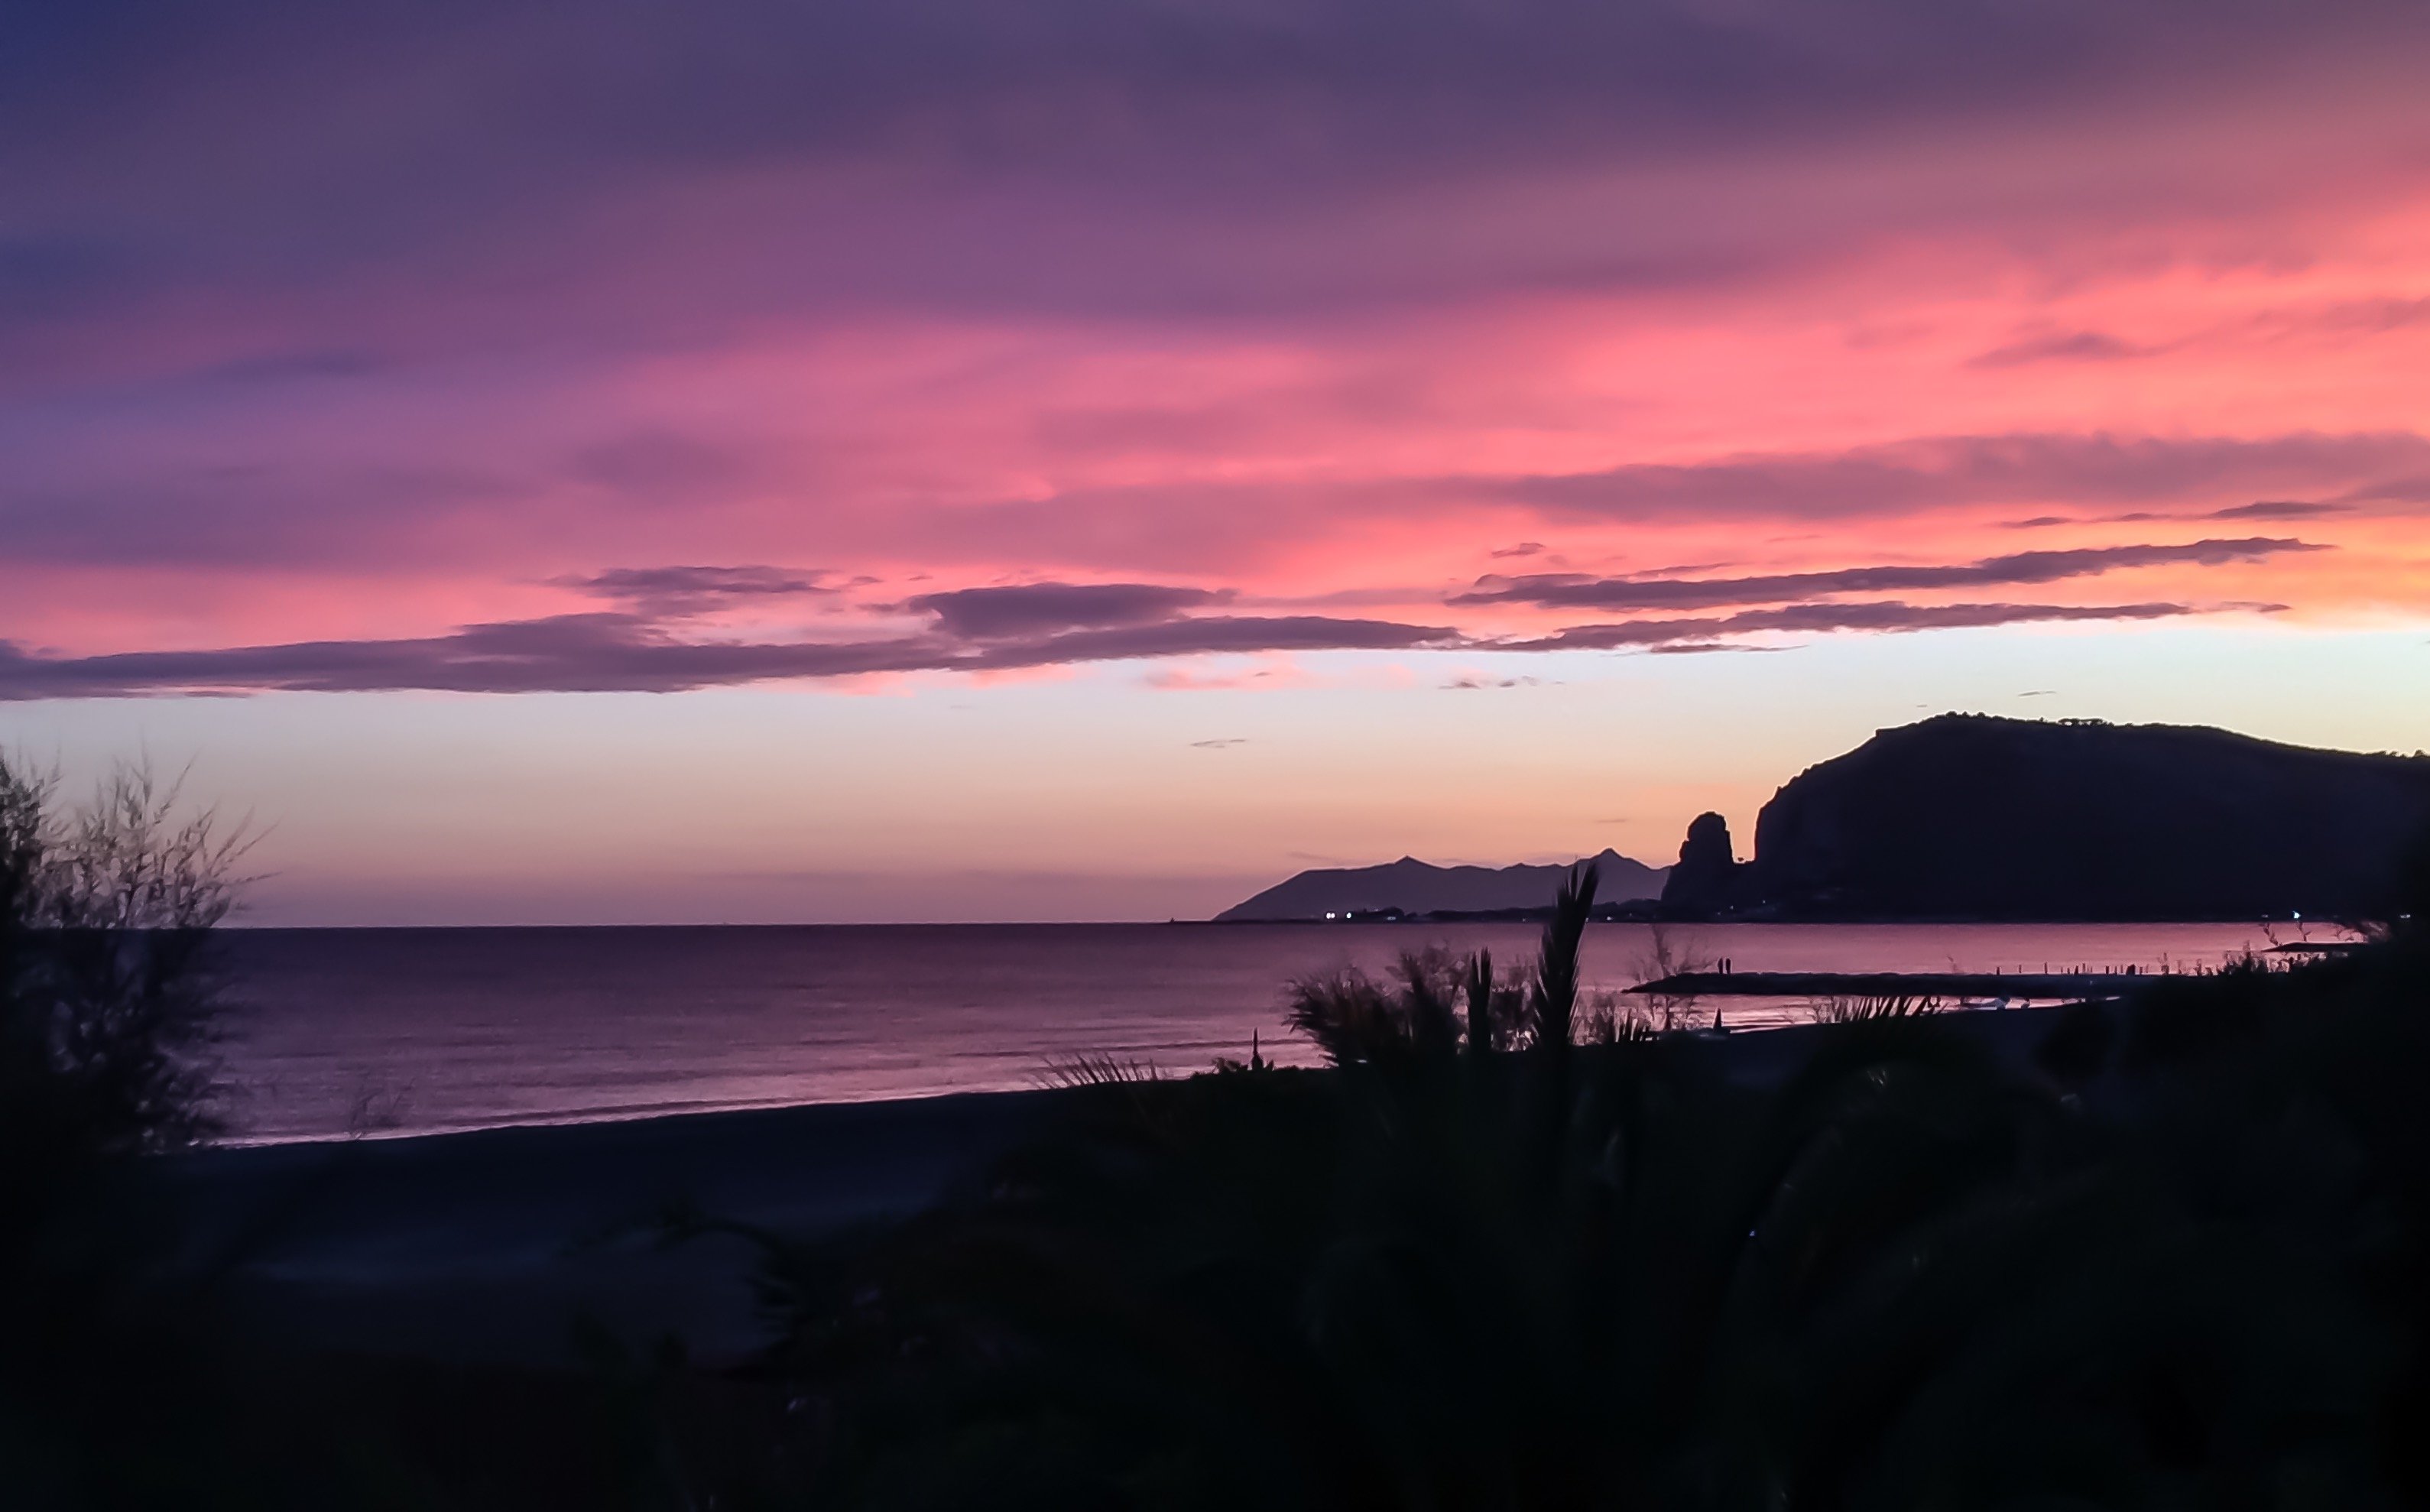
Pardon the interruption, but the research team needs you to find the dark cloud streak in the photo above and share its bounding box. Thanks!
[0,589,2273,699]
[1478,432,2430,523]
[1501,599,2230,651]
[1968,330,2156,368]
[0,610,1456,699]
[2208,500,2351,521]
[2004,499,2357,528]
[908,582,1231,639]
[563,564,835,615]
[1458,537,2321,612]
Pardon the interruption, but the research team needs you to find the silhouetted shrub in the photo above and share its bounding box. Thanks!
[727,928,2430,1508]
[2033,1001,2117,1088]
[0,757,258,1509]
[1811,992,1946,1024]
[2,758,247,1161]
[1286,864,1604,1068]
[1285,946,1466,1065]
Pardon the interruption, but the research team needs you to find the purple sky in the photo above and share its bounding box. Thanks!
[4,0,2427,920]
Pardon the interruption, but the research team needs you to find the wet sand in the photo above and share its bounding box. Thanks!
[164,1089,1059,1365]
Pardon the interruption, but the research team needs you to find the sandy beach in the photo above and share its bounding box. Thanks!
[158,1007,2081,1368]
[161,1089,1063,1365]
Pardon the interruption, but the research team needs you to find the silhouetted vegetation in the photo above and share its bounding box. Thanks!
[5,762,248,1153]
[0,757,271,1508]
[664,855,2430,1508]
[1283,864,1614,1063]
[1809,993,1947,1024]
[18,797,2430,1509]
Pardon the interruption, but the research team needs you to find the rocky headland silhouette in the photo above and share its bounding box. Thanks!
[1659,713,2430,921]
[1221,714,2430,923]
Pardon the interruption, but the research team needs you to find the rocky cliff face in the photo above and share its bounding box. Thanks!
[1721,714,2430,920]
[1659,811,1743,913]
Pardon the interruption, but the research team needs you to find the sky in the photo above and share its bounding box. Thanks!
[4,0,2428,924]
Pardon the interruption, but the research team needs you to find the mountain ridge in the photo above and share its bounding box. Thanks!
[1215,848,1666,921]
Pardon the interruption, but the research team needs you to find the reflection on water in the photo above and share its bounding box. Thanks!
[217,920,2294,1141]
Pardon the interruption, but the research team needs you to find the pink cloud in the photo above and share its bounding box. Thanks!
[2,0,2426,685]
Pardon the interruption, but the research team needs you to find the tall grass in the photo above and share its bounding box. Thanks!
[751,913,2430,1510]
[1810,993,1948,1024]
[1040,1051,1166,1088]
[1284,862,1606,1064]
[1528,859,1598,1053]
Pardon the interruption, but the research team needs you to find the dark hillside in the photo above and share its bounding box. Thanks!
[1741,715,2430,920]
[1218,848,1665,920]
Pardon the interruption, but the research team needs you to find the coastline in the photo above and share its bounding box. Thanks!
[166,1004,2085,1368]
[215,920,2280,1141]
[165,1089,1063,1366]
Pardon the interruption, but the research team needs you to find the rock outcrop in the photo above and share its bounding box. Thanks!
[1659,812,1744,914]
[1726,714,2430,920]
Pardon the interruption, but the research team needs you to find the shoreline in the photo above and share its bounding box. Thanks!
[167,1089,1065,1364]
[215,915,2326,931]
[213,1082,1066,1150]
[168,1004,2089,1368]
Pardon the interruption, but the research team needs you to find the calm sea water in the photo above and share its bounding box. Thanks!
[216,921,2292,1142]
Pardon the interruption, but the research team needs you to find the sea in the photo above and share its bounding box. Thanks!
[213,920,2304,1143]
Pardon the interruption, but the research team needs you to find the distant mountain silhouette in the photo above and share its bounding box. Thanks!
[1217,848,1667,921]
[1702,714,2430,920]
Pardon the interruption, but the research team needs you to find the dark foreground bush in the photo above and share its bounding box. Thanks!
[15,820,2430,1510]
[717,907,2430,1509]
[0,758,287,1509]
